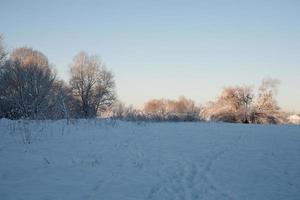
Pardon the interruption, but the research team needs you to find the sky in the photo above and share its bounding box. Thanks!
[1,0,300,111]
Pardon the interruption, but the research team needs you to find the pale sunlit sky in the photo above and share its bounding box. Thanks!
[1,0,300,111]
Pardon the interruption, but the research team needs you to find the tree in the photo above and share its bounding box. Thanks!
[0,35,8,118]
[202,86,253,123]
[111,101,144,120]
[144,99,167,116]
[0,47,56,119]
[234,86,254,123]
[251,78,282,124]
[70,51,116,118]
[143,96,200,121]
[46,80,81,119]
[0,34,7,67]
[203,79,283,124]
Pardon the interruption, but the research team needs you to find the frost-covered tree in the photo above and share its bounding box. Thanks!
[251,78,283,124]
[0,34,7,67]
[143,97,200,121]
[111,102,144,120]
[144,99,167,117]
[0,47,56,119]
[46,80,81,119]
[234,86,254,123]
[202,86,253,123]
[203,79,284,124]
[70,51,116,118]
[111,101,127,119]
[0,34,8,118]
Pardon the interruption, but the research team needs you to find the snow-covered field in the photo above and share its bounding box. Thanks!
[0,119,299,200]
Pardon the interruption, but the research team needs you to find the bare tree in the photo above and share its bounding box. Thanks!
[203,79,284,124]
[46,80,81,119]
[143,96,200,121]
[203,86,253,123]
[111,101,127,119]
[144,99,167,117]
[0,34,7,67]
[0,35,8,118]
[251,78,282,124]
[235,86,254,123]
[111,102,144,120]
[70,51,116,118]
[0,47,56,119]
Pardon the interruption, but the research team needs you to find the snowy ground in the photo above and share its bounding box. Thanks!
[0,119,299,200]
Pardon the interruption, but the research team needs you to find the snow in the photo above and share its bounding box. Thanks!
[288,115,300,125]
[0,119,300,200]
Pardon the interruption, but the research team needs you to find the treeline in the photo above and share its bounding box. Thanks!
[110,79,286,124]
[0,35,295,124]
[112,96,201,121]
[0,35,115,119]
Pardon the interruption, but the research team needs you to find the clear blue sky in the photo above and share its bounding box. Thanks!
[1,0,300,111]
